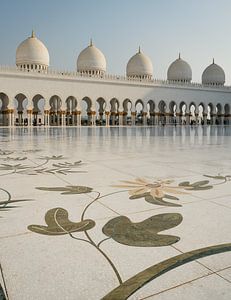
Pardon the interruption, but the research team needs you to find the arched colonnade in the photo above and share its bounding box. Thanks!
[0,93,230,126]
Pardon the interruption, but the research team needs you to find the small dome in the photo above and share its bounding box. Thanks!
[167,54,192,82]
[202,59,225,86]
[16,31,49,70]
[77,40,106,75]
[126,47,153,79]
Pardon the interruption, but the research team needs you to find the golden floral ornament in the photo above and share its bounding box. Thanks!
[113,177,188,199]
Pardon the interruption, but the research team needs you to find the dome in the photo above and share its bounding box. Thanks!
[77,40,106,75]
[167,54,192,82]
[202,59,225,86]
[126,47,153,79]
[16,31,49,70]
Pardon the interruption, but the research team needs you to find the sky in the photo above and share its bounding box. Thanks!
[0,0,231,83]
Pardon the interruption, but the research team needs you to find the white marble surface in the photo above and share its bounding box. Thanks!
[0,126,230,300]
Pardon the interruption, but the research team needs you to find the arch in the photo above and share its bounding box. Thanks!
[81,96,93,126]
[207,103,214,125]
[49,95,62,126]
[147,100,155,125]
[179,101,187,125]
[123,98,132,125]
[189,102,197,125]
[169,101,177,124]
[135,99,144,125]
[32,94,46,126]
[224,104,230,125]
[110,98,119,126]
[198,102,205,125]
[0,93,9,126]
[14,93,28,126]
[158,100,167,125]
[66,96,77,126]
[96,97,106,126]
[215,103,223,125]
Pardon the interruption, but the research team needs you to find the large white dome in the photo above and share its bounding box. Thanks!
[202,60,225,86]
[126,48,153,79]
[167,54,192,82]
[77,40,106,75]
[16,31,49,70]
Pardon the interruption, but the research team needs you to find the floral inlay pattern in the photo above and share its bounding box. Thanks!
[26,173,231,299]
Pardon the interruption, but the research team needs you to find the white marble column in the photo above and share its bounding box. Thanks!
[92,111,96,126]
[131,112,136,126]
[27,109,33,126]
[119,112,124,126]
[142,112,147,126]
[105,111,110,127]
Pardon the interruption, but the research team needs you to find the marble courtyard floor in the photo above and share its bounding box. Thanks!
[0,126,231,300]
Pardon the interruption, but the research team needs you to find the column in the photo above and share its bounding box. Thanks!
[211,114,216,125]
[111,112,116,125]
[105,111,110,127]
[76,111,81,126]
[220,114,224,125]
[9,108,15,127]
[61,110,66,126]
[185,112,190,125]
[99,112,104,126]
[131,112,136,126]
[194,110,198,124]
[92,111,96,126]
[176,112,181,125]
[154,112,159,125]
[123,112,127,125]
[165,113,170,125]
[149,113,155,125]
[27,109,33,126]
[203,113,207,125]
[118,111,124,126]
[43,110,48,126]
[142,112,147,126]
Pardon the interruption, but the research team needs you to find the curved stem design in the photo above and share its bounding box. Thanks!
[102,242,231,300]
[78,190,127,284]
[0,188,11,209]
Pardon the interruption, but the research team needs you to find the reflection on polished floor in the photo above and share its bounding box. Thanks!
[0,126,231,300]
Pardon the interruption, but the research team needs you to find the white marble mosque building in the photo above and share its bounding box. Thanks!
[0,31,230,126]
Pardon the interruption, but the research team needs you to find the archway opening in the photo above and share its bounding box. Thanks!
[224,104,230,125]
[96,97,106,126]
[110,98,119,126]
[66,96,77,126]
[147,100,155,125]
[14,93,28,126]
[32,94,45,126]
[189,103,196,125]
[135,99,144,125]
[0,93,9,126]
[123,99,132,125]
[49,95,62,126]
[158,100,166,125]
[81,97,92,125]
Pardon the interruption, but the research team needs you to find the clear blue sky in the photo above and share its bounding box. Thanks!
[1,0,231,83]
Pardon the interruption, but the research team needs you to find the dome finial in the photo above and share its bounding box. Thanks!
[212,58,215,64]
[90,38,93,46]
[31,30,35,38]
[138,46,141,53]
[179,52,181,59]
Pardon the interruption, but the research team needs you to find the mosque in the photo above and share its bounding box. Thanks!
[0,31,230,127]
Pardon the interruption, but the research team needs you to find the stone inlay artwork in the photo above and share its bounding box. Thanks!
[26,174,231,299]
